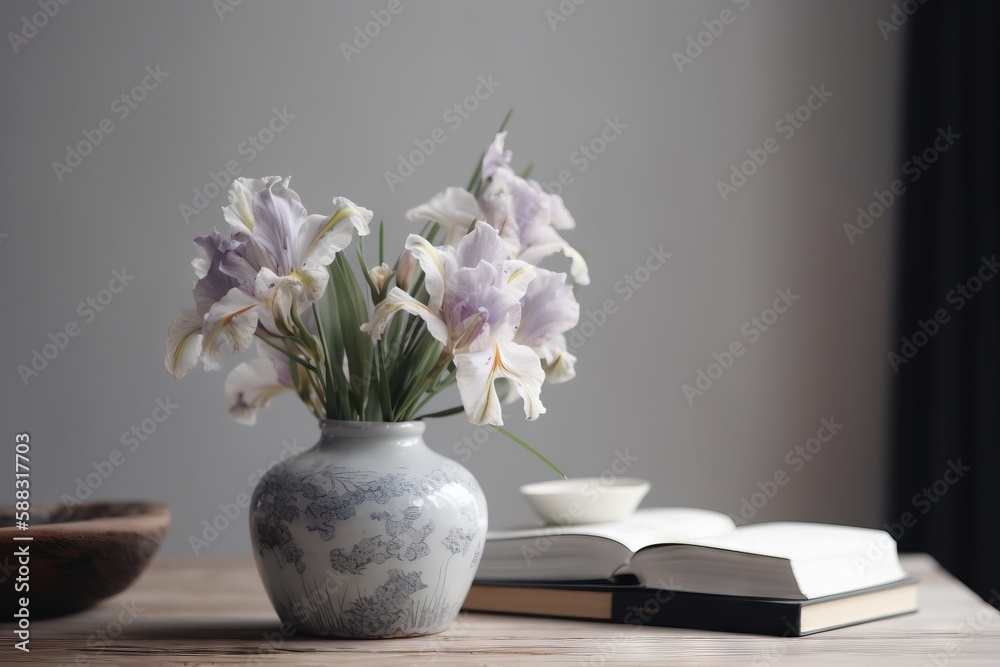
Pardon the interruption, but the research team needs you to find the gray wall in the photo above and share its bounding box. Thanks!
[1,0,902,556]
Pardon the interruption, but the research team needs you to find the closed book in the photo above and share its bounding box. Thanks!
[463,578,919,636]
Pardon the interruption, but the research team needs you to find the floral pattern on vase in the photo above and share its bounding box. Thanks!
[250,420,487,638]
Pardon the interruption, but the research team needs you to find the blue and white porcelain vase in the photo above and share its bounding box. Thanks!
[249,419,487,638]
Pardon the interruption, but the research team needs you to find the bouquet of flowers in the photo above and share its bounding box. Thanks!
[165,117,588,472]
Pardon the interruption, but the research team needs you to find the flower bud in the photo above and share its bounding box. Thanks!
[396,251,418,291]
[368,263,394,295]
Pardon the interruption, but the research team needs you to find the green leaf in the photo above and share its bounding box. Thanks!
[256,335,321,376]
[396,335,444,420]
[415,405,465,420]
[331,253,374,418]
[377,339,394,421]
[468,109,513,196]
[466,151,485,195]
[356,245,380,304]
[314,271,350,417]
[379,221,385,266]
[497,108,514,134]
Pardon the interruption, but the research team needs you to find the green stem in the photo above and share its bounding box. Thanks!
[493,425,566,479]
[409,367,456,416]
[377,339,394,421]
[396,352,449,420]
[255,333,321,375]
[311,303,337,418]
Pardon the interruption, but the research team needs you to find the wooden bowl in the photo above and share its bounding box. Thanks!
[0,500,170,618]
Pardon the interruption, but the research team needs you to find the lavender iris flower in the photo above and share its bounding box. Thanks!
[362,222,579,426]
[165,177,371,382]
[405,132,590,285]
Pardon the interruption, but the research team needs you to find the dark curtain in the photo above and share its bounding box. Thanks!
[889,0,999,607]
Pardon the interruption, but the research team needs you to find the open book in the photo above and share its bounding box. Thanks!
[478,508,908,600]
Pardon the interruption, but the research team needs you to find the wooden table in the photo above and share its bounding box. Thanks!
[7,554,1000,665]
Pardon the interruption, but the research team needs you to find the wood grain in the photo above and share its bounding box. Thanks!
[4,554,999,665]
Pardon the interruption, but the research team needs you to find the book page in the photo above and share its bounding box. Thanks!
[632,522,908,598]
[486,507,736,553]
[675,522,887,558]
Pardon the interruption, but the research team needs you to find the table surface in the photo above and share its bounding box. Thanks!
[7,554,1000,665]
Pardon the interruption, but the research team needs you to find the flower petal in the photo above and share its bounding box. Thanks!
[456,220,511,269]
[165,309,204,379]
[455,340,545,426]
[193,241,243,316]
[299,197,373,266]
[368,263,394,294]
[546,190,576,230]
[478,178,522,253]
[252,183,310,274]
[405,187,483,247]
[256,340,294,388]
[516,231,591,285]
[501,259,535,299]
[222,176,286,235]
[224,357,290,425]
[482,131,512,181]
[202,287,259,371]
[443,261,523,350]
[515,268,580,346]
[361,287,448,345]
[395,248,419,291]
[253,267,316,336]
[535,334,577,384]
[404,234,456,313]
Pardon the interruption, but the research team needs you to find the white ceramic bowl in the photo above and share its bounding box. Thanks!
[519,477,651,525]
